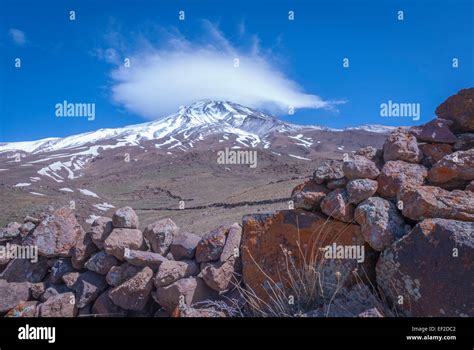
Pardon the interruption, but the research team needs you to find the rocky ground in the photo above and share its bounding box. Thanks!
[0,88,472,317]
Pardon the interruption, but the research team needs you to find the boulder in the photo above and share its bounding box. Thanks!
[346,179,378,204]
[154,260,200,287]
[112,206,139,229]
[201,256,241,292]
[435,88,474,132]
[343,155,380,180]
[320,189,355,223]
[355,146,382,162]
[39,284,71,302]
[123,249,167,270]
[103,228,144,260]
[0,256,49,283]
[241,210,369,301]
[70,271,108,308]
[89,216,113,249]
[143,218,179,255]
[354,197,406,251]
[376,218,474,316]
[36,292,77,317]
[383,128,422,163]
[106,263,142,287]
[427,149,474,188]
[0,222,21,242]
[411,118,457,144]
[71,230,98,270]
[327,178,348,190]
[170,232,201,260]
[91,290,125,316]
[220,223,242,263]
[50,258,74,284]
[466,181,474,192]
[313,160,344,184]
[398,186,474,222]
[195,225,228,263]
[377,161,427,198]
[154,277,217,311]
[290,181,328,210]
[85,251,119,275]
[419,143,453,167]
[5,301,38,317]
[62,272,80,289]
[0,280,30,313]
[23,207,84,258]
[108,267,154,311]
[453,133,474,151]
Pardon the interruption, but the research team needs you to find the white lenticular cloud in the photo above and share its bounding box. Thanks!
[109,25,341,119]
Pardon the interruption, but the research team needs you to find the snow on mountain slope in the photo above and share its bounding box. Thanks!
[0,100,394,154]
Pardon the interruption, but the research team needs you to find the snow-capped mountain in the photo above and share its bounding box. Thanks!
[0,100,392,154]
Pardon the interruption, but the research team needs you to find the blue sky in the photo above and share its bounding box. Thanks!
[1,0,473,142]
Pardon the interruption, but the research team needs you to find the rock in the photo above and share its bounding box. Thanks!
[169,232,201,260]
[23,207,84,258]
[320,189,355,223]
[454,133,474,151]
[0,222,21,242]
[24,215,41,225]
[123,249,167,270]
[18,222,36,237]
[466,181,474,192]
[112,206,139,229]
[104,228,144,260]
[70,271,108,308]
[343,155,380,180]
[62,272,80,289]
[50,258,74,284]
[435,88,474,132]
[109,267,154,311]
[376,218,474,316]
[220,223,242,263]
[346,179,378,204]
[201,256,241,292]
[178,306,226,318]
[398,186,474,222]
[377,161,427,198]
[241,210,369,301]
[0,256,49,283]
[106,263,141,287]
[5,301,38,317]
[327,178,348,190]
[290,181,328,210]
[419,143,453,167]
[91,290,125,316]
[154,260,199,287]
[155,277,217,311]
[143,218,179,255]
[39,285,71,302]
[89,217,113,249]
[427,149,474,188]
[355,146,382,162]
[0,280,30,313]
[411,118,457,144]
[36,292,77,317]
[313,160,344,184]
[85,251,119,275]
[355,197,406,251]
[304,285,382,317]
[358,308,385,317]
[71,230,98,270]
[29,282,46,300]
[195,225,228,263]
[383,128,422,163]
